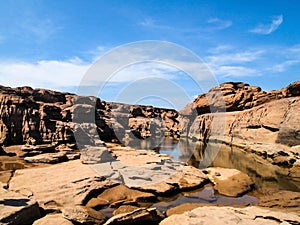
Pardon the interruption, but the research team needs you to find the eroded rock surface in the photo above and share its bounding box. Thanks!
[8,160,116,210]
[0,187,41,225]
[160,206,300,225]
[204,167,254,197]
[32,214,74,225]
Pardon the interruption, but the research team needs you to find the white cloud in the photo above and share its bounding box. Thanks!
[207,50,264,65]
[249,15,283,35]
[271,60,300,72]
[139,17,172,30]
[20,17,62,42]
[207,18,232,30]
[0,59,89,90]
[212,65,258,77]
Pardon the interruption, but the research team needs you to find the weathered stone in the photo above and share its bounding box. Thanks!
[32,214,74,225]
[113,205,140,216]
[204,167,254,197]
[93,184,156,207]
[81,147,116,164]
[104,208,163,225]
[166,203,206,216]
[86,198,110,209]
[62,205,106,225]
[259,190,300,213]
[0,188,41,225]
[167,166,209,190]
[160,206,300,225]
[24,152,68,164]
[8,160,116,210]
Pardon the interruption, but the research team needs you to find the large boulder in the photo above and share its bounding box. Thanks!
[203,167,254,197]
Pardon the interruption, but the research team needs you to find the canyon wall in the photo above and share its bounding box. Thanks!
[0,85,180,146]
[180,81,300,147]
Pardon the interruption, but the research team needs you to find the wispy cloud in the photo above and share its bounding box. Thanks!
[212,65,258,77]
[20,17,62,42]
[0,34,4,44]
[249,15,283,35]
[139,17,171,30]
[271,60,300,72]
[207,50,264,65]
[207,18,232,30]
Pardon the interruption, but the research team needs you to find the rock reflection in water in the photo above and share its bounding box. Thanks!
[159,138,300,192]
[153,186,258,214]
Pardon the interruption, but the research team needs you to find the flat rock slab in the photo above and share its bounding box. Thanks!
[24,152,68,164]
[160,206,300,225]
[8,160,116,210]
[0,188,41,225]
[204,167,254,197]
[32,214,74,225]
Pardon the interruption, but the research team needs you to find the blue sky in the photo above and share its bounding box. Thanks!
[0,0,300,109]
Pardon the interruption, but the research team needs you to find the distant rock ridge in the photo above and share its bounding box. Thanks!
[181,81,300,115]
[0,85,180,146]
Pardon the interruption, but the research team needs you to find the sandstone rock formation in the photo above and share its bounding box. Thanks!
[0,85,181,149]
[0,187,41,225]
[32,214,74,225]
[8,160,117,211]
[104,207,163,225]
[180,81,300,174]
[203,167,254,197]
[159,206,300,225]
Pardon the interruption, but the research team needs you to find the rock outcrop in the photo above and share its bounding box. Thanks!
[180,81,300,173]
[0,85,181,148]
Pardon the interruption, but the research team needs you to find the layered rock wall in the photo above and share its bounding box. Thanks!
[0,85,180,146]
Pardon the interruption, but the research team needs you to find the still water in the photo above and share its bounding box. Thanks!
[158,138,300,192]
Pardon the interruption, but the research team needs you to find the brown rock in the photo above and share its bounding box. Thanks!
[160,206,300,225]
[62,205,106,225]
[0,187,41,225]
[104,208,163,225]
[94,184,156,207]
[259,190,300,213]
[24,152,68,164]
[32,214,74,225]
[8,160,116,211]
[204,167,254,197]
[166,203,206,216]
[113,205,140,216]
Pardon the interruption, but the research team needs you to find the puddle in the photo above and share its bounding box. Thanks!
[152,186,258,214]
[0,160,25,171]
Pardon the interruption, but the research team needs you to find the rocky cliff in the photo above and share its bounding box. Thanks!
[180,81,300,147]
[0,85,181,147]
